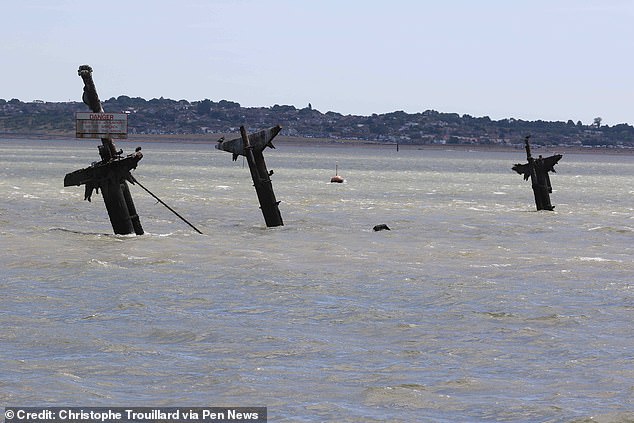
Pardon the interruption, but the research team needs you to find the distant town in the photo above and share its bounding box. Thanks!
[1,96,633,149]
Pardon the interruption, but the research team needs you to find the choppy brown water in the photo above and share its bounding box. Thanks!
[1,138,633,422]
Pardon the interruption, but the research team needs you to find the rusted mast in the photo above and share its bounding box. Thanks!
[78,65,118,160]
[216,125,284,227]
[64,65,144,234]
[512,135,562,211]
[240,126,284,227]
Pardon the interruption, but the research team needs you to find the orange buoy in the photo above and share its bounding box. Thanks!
[330,164,344,183]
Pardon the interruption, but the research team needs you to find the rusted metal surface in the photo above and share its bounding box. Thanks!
[64,150,142,201]
[217,125,284,227]
[77,65,120,159]
[216,125,281,160]
[64,65,144,235]
[512,135,562,211]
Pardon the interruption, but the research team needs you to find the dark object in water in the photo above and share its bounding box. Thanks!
[512,135,562,211]
[216,125,284,228]
[64,65,144,235]
[331,164,344,183]
[373,224,391,231]
[64,152,142,201]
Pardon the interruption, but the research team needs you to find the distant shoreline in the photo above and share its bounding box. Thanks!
[2,131,633,155]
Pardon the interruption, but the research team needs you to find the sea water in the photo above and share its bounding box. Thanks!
[1,138,633,422]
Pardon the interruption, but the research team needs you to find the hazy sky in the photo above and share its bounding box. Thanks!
[3,0,633,125]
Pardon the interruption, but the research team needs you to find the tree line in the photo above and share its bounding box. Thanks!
[1,97,633,148]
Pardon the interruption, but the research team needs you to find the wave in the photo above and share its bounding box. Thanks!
[587,225,634,234]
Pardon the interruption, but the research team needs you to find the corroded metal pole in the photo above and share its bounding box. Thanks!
[65,65,144,234]
[78,65,118,160]
[240,126,284,227]
[512,135,562,211]
[216,125,283,227]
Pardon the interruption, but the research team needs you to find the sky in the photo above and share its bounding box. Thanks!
[2,0,634,126]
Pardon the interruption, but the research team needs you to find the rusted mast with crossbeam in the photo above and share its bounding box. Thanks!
[216,125,284,227]
[64,65,144,234]
[512,135,563,211]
